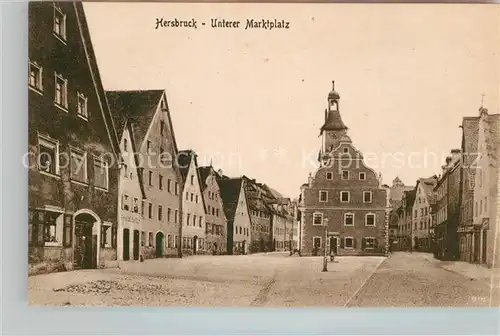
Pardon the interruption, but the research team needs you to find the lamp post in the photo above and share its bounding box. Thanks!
[322,218,328,272]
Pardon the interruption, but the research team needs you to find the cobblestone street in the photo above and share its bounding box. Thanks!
[28,252,498,307]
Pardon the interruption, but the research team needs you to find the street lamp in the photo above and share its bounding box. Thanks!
[322,217,328,272]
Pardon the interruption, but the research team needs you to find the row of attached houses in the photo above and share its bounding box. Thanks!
[28,2,297,274]
[391,106,499,268]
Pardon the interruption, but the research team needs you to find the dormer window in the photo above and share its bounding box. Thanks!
[53,5,67,42]
[343,147,349,154]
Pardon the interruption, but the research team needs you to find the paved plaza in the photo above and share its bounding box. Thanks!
[28,252,498,307]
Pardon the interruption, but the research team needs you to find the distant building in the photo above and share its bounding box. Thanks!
[433,151,461,260]
[28,2,121,274]
[178,150,206,255]
[396,190,416,250]
[411,176,438,251]
[198,166,227,255]
[218,177,252,254]
[299,82,388,256]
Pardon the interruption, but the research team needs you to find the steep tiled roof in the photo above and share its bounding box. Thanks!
[197,166,212,192]
[320,109,348,133]
[177,149,197,183]
[105,90,164,145]
[404,190,416,210]
[217,178,242,221]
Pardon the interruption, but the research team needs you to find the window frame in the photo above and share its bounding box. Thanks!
[340,191,350,203]
[359,172,366,180]
[93,156,109,191]
[313,236,322,248]
[54,72,68,110]
[77,91,89,120]
[363,191,373,203]
[326,172,333,180]
[344,236,354,249]
[312,212,324,226]
[69,146,88,184]
[364,237,376,249]
[365,213,376,227]
[341,170,350,180]
[344,212,354,226]
[319,190,328,202]
[53,4,67,42]
[29,61,43,93]
[37,134,60,177]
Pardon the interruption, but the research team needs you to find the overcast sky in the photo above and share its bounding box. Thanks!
[83,3,499,198]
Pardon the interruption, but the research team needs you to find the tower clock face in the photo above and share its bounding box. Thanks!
[329,132,337,139]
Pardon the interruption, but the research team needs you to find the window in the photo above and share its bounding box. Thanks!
[344,237,354,249]
[122,194,130,211]
[29,61,43,92]
[358,172,366,180]
[141,200,145,217]
[344,213,354,226]
[190,175,194,185]
[53,5,66,40]
[77,92,88,119]
[123,138,128,151]
[158,205,163,221]
[216,209,219,217]
[319,190,328,202]
[363,191,372,203]
[341,171,349,180]
[148,232,153,247]
[100,224,112,248]
[93,157,109,190]
[33,211,63,246]
[196,195,199,203]
[148,171,153,186]
[148,202,153,219]
[364,237,376,249]
[343,147,349,153]
[174,235,178,248]
[69,148,87,183]
[313,236,322,248]
[159,174,163,190]
[313,212,323,226]
[122,163,128,178]
[141,231,145,246]
[160,121,165,136]
[54,73,68,109]
[167,208,172,222]
[167,234,173,248]
[175,182,179,195]
[193,215,197,226]
[199,216,203,227]
[133,198,139,213]
[187,214,191,226]
[326,172,333,180]
[340,191,350,203]
[190,193,194,202]
[38,136,59,175]
[365,213,376,226]
[167,179,171,193]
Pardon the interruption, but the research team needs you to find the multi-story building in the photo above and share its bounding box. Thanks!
[434,151,461,260]
[218,177,252,254]
[396,190,416,251]
[243,177,276,253]
[178,150,206,255]
[28,2,121,274]
[106,94,146,261]
[411,176,437,251]
[106,90,183,260]
[471,107,499,267]
[198,166,227,254]
[299,82,388,256]
[458,115,480,262]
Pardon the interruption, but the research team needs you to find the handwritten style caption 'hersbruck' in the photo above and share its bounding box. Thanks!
[155,18,290,30]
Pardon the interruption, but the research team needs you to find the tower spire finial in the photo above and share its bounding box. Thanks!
[481,93,485,107]
[332,80,335,90]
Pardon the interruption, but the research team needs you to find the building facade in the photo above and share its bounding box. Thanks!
[299,82,388,256]
[218,177,252,254]
[178,150,206,255]
[434,151,461,260]
[107,90,183,260]
[198,166,227,255]
[28,2,121,274]
[411,176,437,251]
[471,108,499,267]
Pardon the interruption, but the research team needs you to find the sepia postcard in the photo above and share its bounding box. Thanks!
[27,1,500,307]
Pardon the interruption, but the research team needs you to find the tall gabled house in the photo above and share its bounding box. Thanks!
[218,177,252,254]
[411,176,438,251]
[105,90,183,259]
[178,150,206,255]
[28,2,121,273]
[198,166,227,254]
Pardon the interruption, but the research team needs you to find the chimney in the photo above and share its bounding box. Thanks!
[450,149,461,164]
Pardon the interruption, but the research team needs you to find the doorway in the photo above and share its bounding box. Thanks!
[133,230,140,260]
[74,213,97,269]
[193,235,198,255]
[155,232,164,258]
[123,228,130,261]
[330,236,338,254]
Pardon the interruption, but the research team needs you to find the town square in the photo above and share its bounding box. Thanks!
[26,2,499,308]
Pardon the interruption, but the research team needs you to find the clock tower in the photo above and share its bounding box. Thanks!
[320,81,348,157]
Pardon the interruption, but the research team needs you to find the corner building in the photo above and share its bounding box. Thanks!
[299,82,388,256]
